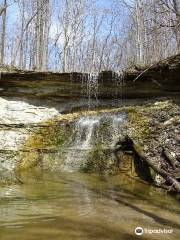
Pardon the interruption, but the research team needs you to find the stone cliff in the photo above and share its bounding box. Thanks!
[0,53,180,100]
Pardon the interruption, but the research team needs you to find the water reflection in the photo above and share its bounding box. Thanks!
[0,172,179,240]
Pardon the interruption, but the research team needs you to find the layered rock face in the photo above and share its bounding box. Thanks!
[1,53,180,101]
[0,92,179,190]
[0,54,180,185]
[0,97,59,175]
[124,53,180,97]
[0,97,127,178]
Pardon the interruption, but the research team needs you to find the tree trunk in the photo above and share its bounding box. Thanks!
[0,0,7,64]
[173,0,180,51]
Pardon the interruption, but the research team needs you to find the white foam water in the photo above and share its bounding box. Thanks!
[62,113,126,171]
[62,116,100,171]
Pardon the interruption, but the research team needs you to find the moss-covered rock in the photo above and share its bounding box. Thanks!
[1,97,179,187]
[81,146,117,174]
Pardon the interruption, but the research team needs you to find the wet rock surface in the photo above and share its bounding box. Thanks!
[0,55,180,190]
[118,101,180,190]
[0,97,60,174]
[0,94,179,191]
[1,54,180,100]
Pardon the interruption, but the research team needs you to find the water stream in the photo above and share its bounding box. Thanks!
[0,90,179,239]
[62,113,126,171]
[0,172,179,240]
[73,116,100,149]
[81,72,124,109]
[63,116,100,171]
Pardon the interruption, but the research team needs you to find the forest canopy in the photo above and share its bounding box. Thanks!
[0,0,180,72]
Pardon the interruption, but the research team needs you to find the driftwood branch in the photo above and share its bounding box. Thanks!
[134,146,180,193]
[116,136,180,193]
[163,148,180,169]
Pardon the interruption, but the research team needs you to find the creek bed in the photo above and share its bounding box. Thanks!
[0,171,179,240]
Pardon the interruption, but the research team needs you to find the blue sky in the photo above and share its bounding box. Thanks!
[1,0,130,69]
[2,0,126,37]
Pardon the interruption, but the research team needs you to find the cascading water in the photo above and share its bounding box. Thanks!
[73,116,100,149]
[81,73,99,109]
[111,114,125,145]
[62,112,126,171]
[112,71,125,106]
[81,71,125,109]
[62,116,100,171]
[61,71,126,171]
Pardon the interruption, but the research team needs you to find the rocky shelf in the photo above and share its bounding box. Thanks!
[0,54,180,193]
[0,54,180,100]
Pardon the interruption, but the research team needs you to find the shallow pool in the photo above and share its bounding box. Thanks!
[0,171,179,240]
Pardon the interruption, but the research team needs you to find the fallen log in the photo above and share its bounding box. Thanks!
[116,136,180,193]
[163,148,180,169]
[174,135,180,143]
[134,146,180,193]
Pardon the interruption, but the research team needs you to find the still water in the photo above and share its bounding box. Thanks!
[0,171,179,240]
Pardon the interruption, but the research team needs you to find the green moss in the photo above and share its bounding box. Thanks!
[150,167,157,180]
[127,107,151,143]
[81,146,117,174]
[18,102,168,172]
[133,144,143,155]
[19,120,73,170]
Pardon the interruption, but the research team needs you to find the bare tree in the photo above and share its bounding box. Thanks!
[0,0,7,64]
[2,0,180,71]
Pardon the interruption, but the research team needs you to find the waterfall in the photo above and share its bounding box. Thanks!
[81,71,125,109]
[72,116,100,149]
[81,73,99,109]
[87,73,99,107]
[62,113,126,172]
[111,114,125,145]
[112,71,125,106]
[62,116,100,171]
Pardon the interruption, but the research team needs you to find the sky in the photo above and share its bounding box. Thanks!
[1,0,127,39]
[1,0,129,28]
[0,0,130,69]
